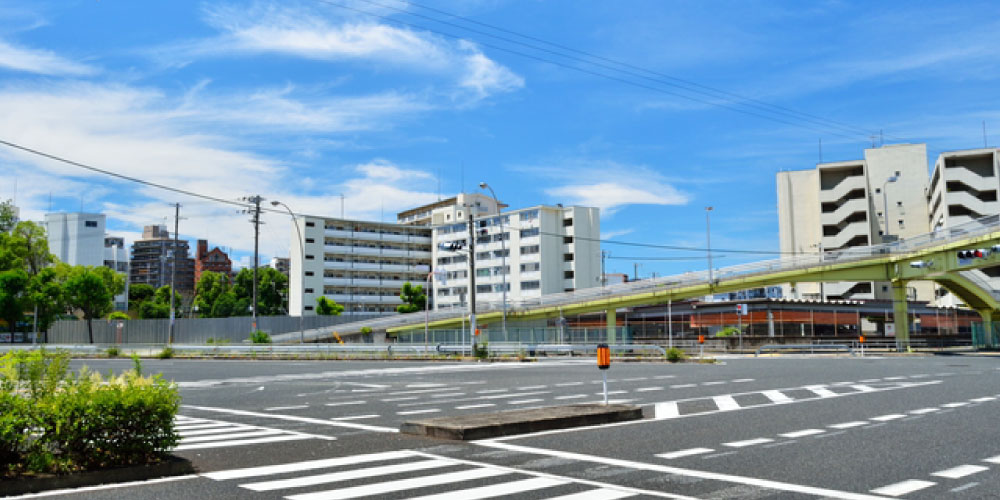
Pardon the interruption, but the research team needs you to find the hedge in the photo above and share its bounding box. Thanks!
[0,349,180,476]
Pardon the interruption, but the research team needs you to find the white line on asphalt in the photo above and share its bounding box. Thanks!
[656,448,714,460]
[850,384,876,392]
[182,404,397,433]
[180,429,284,443]
[670,384,696,388]
[179,426,257,436]
[397,408,441,415]
[779,429,824,438]
[241,459,453,491]
[870,479,936,496]
[175,434,311,451]
[713,395,740,412]
[174,422,239,431]
[264,405,309,411]
[555,394,588,400]
[330,414,379,421]
[702,381,726,386]
[909,374,929,378]
[3,475,199,498]
[761,390,793,404]
[205,451,414,480]
[931,464,989,479]
[652,375,676,379]
[430,392,466,398]
[858,379,880,383]
[476,388,509,393]
[830,381,855,386]
[970,397,996,402]
[455,403,496,410]
[595,390,628,396]
[804,385,837,398]
[635,387,664,392]
[324,401,366,407]
[723,438,773,448]
[654,402,679,418]
[407,383,446,388]
[909,408,940,415]
[406,477,570,500]
[829,421,869,429]
[982,455,1000,464]
[381,396,419,402]
[478,441,891,500]
[950,482,979,493]
[870,414,906,422]
[621,377,648,382]
[286,468,510,500]
[883,376,906,381]
[942,402,969,408]
[731,378,754,383]
[521,385,548,390]
[509,399,545,405]
[555,382,584,387]
[385,387,462,396]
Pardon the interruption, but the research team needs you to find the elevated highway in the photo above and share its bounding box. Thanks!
[277,216,1000,349]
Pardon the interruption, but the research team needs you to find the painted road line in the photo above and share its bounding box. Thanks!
[175,434,311,451]
[182,405,397,433]
[178,426,257,437]
[779,429,825,438]
[174,422,240,431]
[858,379,880,383]
[804,385,837,398]
[870,479,937,496]
[883,376,906,381]
[403,477,567,500]
[723,438,774,448]
[943,402,970,408]
[430,392,467,398]
[594,390,628,396]
[522,385,548,390]
[910,408,940,415]
[829,421,869,429]
[970,397,996,402]
[761,390,793,404]
[407,383,446,388]
[950,482,979,493]
[455,403,496,410]
[477,391,551,400]
[670,384,696,388]
[324,401,366,407]
[621,377,648,382]
[870,414,907,422]
[702,381,726,386]
[850,384,876,392]
[731,378,754,383]
[330,414,379,421]
[385,387,463,396]
[555,394,588,400]
[652,375,676,379]
[713,395,740,412]
[654,402,679,419]
[509,399,545,405]
[476,388,509,394]
[982,455,1000,464]
[656,448,715,460]
[397,409,441,415]
[286,468,510,500]
[180,429,284,443]
[241,459,453,491]
[381,396,419,402]
[205,451,414,480]
[555,382,584,387]
[264,405,309,411]
[635,387,664,392]
[931,464,989,479]
[539,488,636,500]
[830,381,856,386]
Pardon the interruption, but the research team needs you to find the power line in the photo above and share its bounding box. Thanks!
[608,255,728,261]
[537,229,808,256]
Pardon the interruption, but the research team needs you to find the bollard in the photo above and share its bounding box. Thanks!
[597,343,610,405]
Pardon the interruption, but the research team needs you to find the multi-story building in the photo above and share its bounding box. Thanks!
[104,236,128,311]
[194,239,233,284]
[269,257,290,277]
[129,225,195,293]
[778,144,934,302]
[290,217,434,316]
[432,204,601,311]
[926,148,1000,304]
[396,194,506,226]
[45,212,106,267]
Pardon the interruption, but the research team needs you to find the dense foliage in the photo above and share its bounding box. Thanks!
[396,282,426,314]
[315,296,344,316]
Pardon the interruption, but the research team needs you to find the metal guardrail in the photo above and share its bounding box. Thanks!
[755,344,854,356]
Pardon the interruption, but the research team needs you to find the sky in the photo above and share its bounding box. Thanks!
[2,0,999,278]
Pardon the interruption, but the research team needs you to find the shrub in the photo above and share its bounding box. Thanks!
[715,326,740,338]
[106,346,121,358]
[107,311,129,320]
[474,342,489,360]
[250,331,271,344]
[156,347,174,359]
[666,347,686,363]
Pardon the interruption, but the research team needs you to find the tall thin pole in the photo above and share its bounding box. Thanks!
[467,204,477,352]
[667,299,672,350]
[706,207,714,285]
[340,194,345,219]
[169,202,179,344]
[479,183,506,339]
[272,201,304,343]
[246,195,263,333]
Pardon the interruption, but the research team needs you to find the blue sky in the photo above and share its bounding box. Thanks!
[2,0,999,277]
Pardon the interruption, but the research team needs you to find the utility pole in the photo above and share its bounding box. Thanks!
[601,250,608,286]
[169,202,180,344]
[244,195,264,333]
[706,207,714,285]
[467,204,477,353]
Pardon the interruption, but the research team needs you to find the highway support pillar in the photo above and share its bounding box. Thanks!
[606,308,616,344]
[977,309,995,349]
[892,281,910,352]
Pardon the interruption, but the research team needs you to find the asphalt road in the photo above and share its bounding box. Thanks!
[8,354,1000,499]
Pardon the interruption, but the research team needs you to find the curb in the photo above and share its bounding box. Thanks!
[400,403,643,440]
[2,455,194,496]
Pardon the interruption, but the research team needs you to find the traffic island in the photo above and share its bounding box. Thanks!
[399,403,643,440]
[1,455,195,496]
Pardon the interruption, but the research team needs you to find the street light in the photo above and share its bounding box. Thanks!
[478,182,507,340]
[705,207,714,285]
[425,269,446,356]
[882,175,899,240]
[271,200,305,344]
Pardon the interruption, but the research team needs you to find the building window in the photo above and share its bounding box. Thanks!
[305,306,314,311]
[476,251,491,260]
[85,220,98,227]
[895,170,901,176]
[521,280,541,290]
[305,254,315,260]
[521,245,540,255]
[519,210,539,221]
[476,268,491,277]
[875,188,881,194]
[493,249,509,258]
[896,201,903,207]
[564,270,574,279]
[520,227,540,237]
[305,238,315,243]
[476,284,492,293]
[563,253,574,261]
[520,262,540,272]
[305,271,314,276]
[305,288,314,293]
[563,218,573,227]
[563,236,573,244]
[305,221,315,227]
[898,219,904,227]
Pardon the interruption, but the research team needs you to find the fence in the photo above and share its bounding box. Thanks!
[394,327,634,345]
[43,314,382,344]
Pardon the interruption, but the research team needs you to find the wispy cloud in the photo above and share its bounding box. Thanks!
[600,228,633,240]
[0,39,97,76]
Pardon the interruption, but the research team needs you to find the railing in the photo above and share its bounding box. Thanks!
[755,344,853,356]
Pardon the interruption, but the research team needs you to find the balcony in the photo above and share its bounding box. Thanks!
[324,277,412,288]
[322,294,404,304]
[324,261,430,273]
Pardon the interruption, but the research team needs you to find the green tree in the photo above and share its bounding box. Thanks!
[396,282,426,314]
[128,283,156,310]
[107,311,129,320]
[137,285,179,319]
[90,266,126,299]
[62,268,113,343]
[26,268,64,336]
[315,296,344,316]
[210,291,241,318]
[0,199,17,233]
[0,269,29,333]
[192,271,231,317]
[233,267,288,316]
[10,221,54,276]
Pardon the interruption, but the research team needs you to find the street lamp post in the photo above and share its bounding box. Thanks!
[882,176,899,239]
[424,269,445,356]
[478,182,507,340]
[705,207,714,285]
[271,201,305,344]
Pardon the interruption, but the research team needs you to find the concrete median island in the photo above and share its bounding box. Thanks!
[400,403,643,440]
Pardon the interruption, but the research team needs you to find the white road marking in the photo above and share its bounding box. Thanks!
[870,414,906,421]
[622,377,648,382]
[521,385,548,390]
[829,421,868,429]
[555,394,588,400]
[982,455,1000,464]
[942,402,969,408]
[804,385,837,398]
[385,387,463,396]
[723,438,773,448]
[883,376,906,381]
[264,405,309,411]
[323,401,366,407]
[476,388,509,394]
[761,390,793,404]
[175,434,311,451]
[430,392,466,398]
[654,402,679,418]
[670,384,696,388]
[509,398,545,405]
[543,488,637,500]
[931,464,989,479]
[555,382,584,387]
[455,403,496,410]
[182,404,397,433]
[286,468,510,500]
[330,414,379,421]
[870,479,936,496]
[242,459,453,491]
[656,448,714,459]
[858,379,880,383]
[652,375,676,379]
[179,426,256,436]
[205,451,413,480]
[2,475,198,498]
[407,383,447,388]
[174,422,238,431]
[381,396,419,402]
[397,408,441,415]
[712,395,740,412]
[909,408,940,415]
[779,429,825,438]
[731,378,754,383]
[850,384,876,392]
[950,482,979,493]
[595,390,628,396]
[404,477,568,500]
[180,429,284,443]
[635,387,664,392]
[702,381,726,386]
[970,397,996,402]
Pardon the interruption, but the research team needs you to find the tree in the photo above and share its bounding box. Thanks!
[233,267,288,316]
[396,282,426,314]
[137,285,178,319]
[90,265,125,299]
[62,268,113,343]
[210,291,241,318]
[316,296,344,316]
[26,268,64,336]
[0,199,17,233]
[0,269,28,334]
[10,221,54,276]
[193,271,231,317]
[128,283,155,311]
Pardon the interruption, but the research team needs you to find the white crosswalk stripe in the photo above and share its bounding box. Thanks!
[172,415,327,451]
[205,450,643,500]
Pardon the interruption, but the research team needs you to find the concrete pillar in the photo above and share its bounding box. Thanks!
[892,282,910,351]
[977,309,995,349]
[606,308,616,344]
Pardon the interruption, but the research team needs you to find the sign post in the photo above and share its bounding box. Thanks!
[698,334,705,359]
[597,343,610,405]
[859,335,865,357]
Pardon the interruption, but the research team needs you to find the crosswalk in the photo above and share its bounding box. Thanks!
[203,450,648,499]
[174,415,334,451]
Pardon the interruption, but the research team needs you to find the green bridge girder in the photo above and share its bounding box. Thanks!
[390,230,1000,349]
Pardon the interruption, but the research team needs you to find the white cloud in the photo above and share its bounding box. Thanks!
[0,39,96,76]
[600,228,634,240]
[457,41,524,99]
[548,182,688,214]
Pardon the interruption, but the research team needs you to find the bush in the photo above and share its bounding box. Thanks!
[249,331,271,344]
[715,326,740,338]
[106,346,121,358]
[666,347,686,363]
[0,349,179,475]
[474,342,489,360]
[107,311,129,321]
[156,347,174,359]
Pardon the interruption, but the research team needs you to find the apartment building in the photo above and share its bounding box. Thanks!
[290,217,433,316]
[778,144,934,301]
[104,236,128,311]
[432,204,601,311]
[45,212,106,267]
[129,225,195,293]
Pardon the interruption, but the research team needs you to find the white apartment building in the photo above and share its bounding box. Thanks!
[778,144,934,302]
[45,212,106,267]
[432,204,601,311]
[290,217,433,316]
[926,148,1000,304]
[103,236,128,311]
